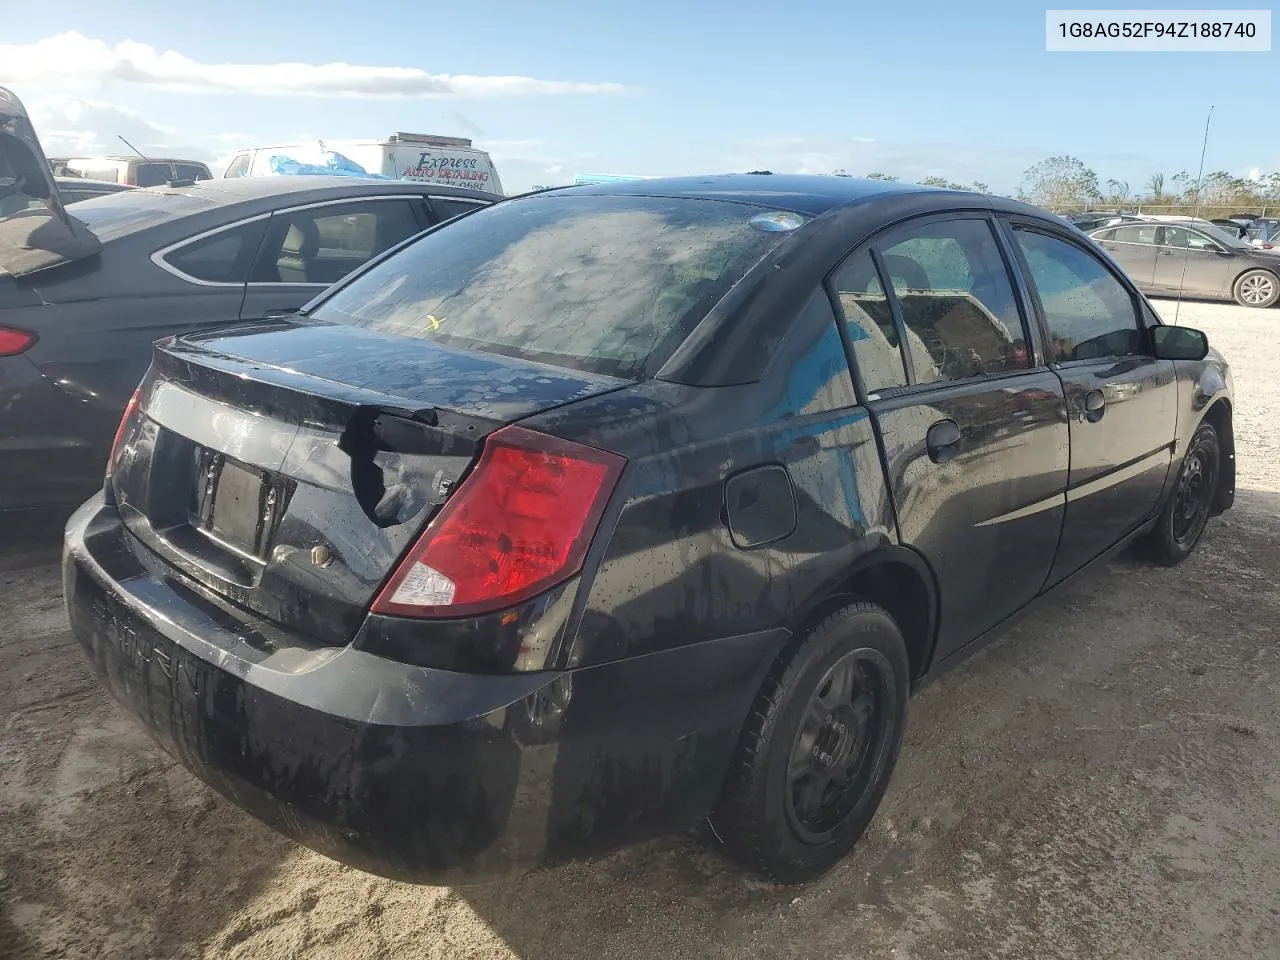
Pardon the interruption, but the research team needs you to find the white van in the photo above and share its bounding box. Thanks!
[223,133,503,195]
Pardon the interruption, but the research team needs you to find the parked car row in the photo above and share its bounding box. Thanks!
[50,155,213,186]
[3,86,1237,885]
[3,170,498,527]
[1089,216,1280,308]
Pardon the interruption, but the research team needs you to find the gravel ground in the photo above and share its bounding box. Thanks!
[2,298,1279,960]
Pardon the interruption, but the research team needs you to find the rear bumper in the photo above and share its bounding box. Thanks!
[64,496,787,882]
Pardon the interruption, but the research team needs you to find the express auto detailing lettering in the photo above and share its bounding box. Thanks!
[401,151,491,190]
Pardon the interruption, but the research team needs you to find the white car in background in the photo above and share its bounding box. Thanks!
[222,133,503,196]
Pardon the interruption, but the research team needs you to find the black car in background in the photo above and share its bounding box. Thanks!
[1091,218,1280,307]
[65,174,1234,883]
[1,170,498,529]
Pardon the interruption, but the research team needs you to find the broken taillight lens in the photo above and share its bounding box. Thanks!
[106,388,142,478]
[0,327,36,357]
[371,425,625,618]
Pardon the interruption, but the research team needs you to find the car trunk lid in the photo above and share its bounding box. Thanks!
[0,86,101,278]
[110,319,628,645]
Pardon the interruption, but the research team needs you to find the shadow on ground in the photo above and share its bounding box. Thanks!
[2,491,1277,959]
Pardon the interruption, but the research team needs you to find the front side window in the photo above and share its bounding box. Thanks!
[252,200,422,286]
[1014,228,1141,362]
[161,219,267,284]
[1162,224,1233,251]
[876,218,1027,384]
[830,250,906,392]
[311,194,803,379]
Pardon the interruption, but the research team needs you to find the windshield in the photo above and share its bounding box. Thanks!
[311,194,805,379]
[69,189,219,241]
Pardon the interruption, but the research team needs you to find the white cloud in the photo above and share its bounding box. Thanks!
[26,95,215,161]
[0,32,631,100]
[724,135,1039,191]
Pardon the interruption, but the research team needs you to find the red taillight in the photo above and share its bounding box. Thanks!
[372,425,625,618]
[0,327,35,357]
[107,388,142,477]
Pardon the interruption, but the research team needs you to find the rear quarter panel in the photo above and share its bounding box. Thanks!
[525,294,898,671]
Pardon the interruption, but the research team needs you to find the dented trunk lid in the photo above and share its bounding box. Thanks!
[110,318,628,644]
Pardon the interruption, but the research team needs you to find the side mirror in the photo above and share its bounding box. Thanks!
[1152,325,1209,361]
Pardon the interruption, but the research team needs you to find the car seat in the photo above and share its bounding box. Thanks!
[277,219,320,284]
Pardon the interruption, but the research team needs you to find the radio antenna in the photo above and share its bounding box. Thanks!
[1173,105,1213,327]
[118,135,150,162]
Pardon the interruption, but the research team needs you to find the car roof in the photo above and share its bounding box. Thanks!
[55,176,130,187]
[123,175,500,207]
[68,156,210,164]
[547,173,967,216]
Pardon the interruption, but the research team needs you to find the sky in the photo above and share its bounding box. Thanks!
[2,1,1277,195]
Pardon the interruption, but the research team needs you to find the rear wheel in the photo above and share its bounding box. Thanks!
[1147,421,1220,566]
[711,602,909,883]
[1232,269,1279,308]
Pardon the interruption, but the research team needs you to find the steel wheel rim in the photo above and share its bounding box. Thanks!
[1241,274,1274,305]
[784,649,893,844]
[1171,442,1216,545]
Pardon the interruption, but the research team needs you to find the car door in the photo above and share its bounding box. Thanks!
[1152,225,1233,298]
[830,216,1069,660]
[1092,223,1158,289]
[1006,223,1177,585]
[239,196,429,320]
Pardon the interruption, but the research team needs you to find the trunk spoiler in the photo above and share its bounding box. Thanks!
[0,86,100,279]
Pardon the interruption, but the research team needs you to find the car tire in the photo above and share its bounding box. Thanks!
[1231,269,1280,308]
[710,601,909,883]
[1147,421,1221,566]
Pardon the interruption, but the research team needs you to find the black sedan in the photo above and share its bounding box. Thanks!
[1091,218,1280,307]
[1,173,498,529]
[65,174,1234,883]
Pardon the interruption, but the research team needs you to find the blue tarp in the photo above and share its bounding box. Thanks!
[268,151,389,179]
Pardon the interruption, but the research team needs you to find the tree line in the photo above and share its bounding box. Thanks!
[835,158,1280,214]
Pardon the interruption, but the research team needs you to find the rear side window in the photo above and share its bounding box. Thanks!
[830,251,907,392]
[429,197,486,222]
[1013,229,1141,362]
[134,163,172,187]
[1113,224,1157,244]
[162,220,266,284]
[311,195,802,379]
[251,199,422,286]
[176,163,211,182]
[877,219,1028,384]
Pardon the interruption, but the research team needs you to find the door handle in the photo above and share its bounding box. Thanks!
[1082,390,1105,423]
[1158,249,1177,256]
[925,419,963,464]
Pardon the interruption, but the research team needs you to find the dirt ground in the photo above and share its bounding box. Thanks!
[3,298,1279,960]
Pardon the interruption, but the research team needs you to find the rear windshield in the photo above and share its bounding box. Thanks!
[310,194,804,379]
[69,190,219,241]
